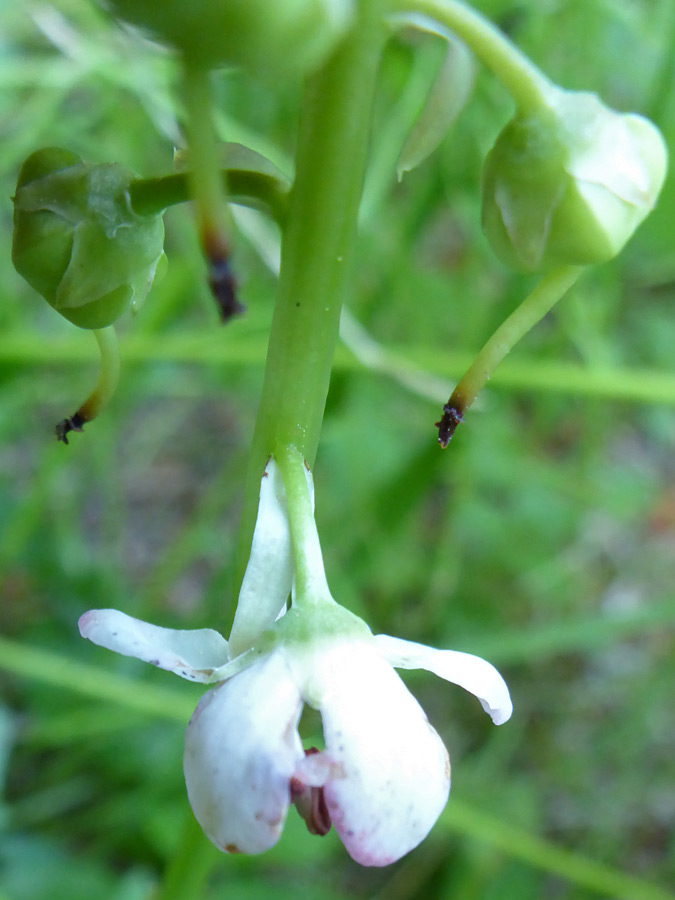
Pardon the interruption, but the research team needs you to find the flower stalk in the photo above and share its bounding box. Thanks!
[127,169,289,224]
[436,265,583,445]
[181,60,242,321]
[276,446,334,609]
[390,0,552,113]
[56,326,121,444]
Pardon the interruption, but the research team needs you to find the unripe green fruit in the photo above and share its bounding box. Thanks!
[12,148,165,329]
[482,87,668,271]
[103,0,354,75]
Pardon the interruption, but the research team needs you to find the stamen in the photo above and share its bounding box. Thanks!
[290,748,332,837]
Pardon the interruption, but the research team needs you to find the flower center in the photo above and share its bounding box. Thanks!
[290,748,332,837]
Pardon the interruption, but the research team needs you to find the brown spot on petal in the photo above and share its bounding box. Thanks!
[224,844,241,854]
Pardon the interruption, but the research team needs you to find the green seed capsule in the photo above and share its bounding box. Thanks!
[103,0,354,76]
[12,148,165,329]
[481,87,667,271]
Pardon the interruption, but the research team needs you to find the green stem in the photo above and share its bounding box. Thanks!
[389,0,553,112]
[234,1,387,596]
[56,326,120,443]
[437,265,583,445]
[0,636,193,721]
[180,61,230,242]
[181,60,240,319]
[84,327,121,417]
[128,169,289,224]
[276,447,334,609]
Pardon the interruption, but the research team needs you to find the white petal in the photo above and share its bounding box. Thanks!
[373,634,513,725]
[228,458,314,658]
[78,608,229,683]
[184,650,303,854]
[310,641,450,867]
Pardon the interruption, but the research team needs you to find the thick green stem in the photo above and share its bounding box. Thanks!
[390,0,552,113]
[436,265,583,445]
[234,1,387,597]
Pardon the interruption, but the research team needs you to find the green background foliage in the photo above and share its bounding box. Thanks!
[1,1,674,898]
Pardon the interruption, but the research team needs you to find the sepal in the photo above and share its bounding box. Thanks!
[12,148,165,329]
[228,458,314,658]
[373,634,513,725]
[78,608,228,682]
[481,87,667,271]
[391,13,475,179]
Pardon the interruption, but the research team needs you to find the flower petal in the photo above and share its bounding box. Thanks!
[308,641,450,867]
[373,634,513,725]
[184,650,303,855]
[228,458,314,658]
[78,608,228,683]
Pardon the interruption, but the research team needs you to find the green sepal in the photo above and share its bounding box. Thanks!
[481,110,568,270]
[391,13,475,180]
[481,87,668,271]
[12,148,165,329]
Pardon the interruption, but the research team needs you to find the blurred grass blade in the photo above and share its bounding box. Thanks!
[445,798,675,900]
[0,637,195,722]
[4,331,675,406]
[466,596,675,664]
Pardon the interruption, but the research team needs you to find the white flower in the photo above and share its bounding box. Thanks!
[78,606,511,866]
[78,456,512,866]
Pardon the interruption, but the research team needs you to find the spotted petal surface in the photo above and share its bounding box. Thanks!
[308,640,450,866]
[78,608,229,682]
[184,649,304,854]
[373,634,513,725]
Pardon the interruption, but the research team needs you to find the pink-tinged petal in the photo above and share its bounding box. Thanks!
[184,650,303,855]
[78,608,228,682]
[312,642,450,867]
[373,634,513,725]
